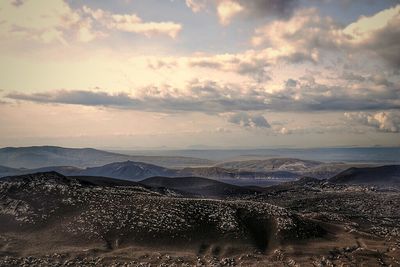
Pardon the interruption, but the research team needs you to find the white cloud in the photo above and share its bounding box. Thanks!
[82,6,182,39]
[343,5,400,68]
[217,0,244,25]
[251,5,400,68]
[251,8,342,63]
[185,0,207,12]
[343,5,399,42]
[279,127,292,135]
[215,127,232,133]
[0,0,88,44]
[181,5,400,83]
[0,0,182,46]
[345,111,400,133]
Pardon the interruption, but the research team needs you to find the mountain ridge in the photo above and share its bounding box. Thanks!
[0,146,214,169]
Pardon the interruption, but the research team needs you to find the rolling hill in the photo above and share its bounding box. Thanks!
[79,161,177,180]
[1,171,398,265]
[0,172,325,258]
[329,165,400,185]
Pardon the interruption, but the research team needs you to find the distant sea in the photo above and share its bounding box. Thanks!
[111,147,400,164]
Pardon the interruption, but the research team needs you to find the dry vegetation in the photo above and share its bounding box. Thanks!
[0,172,399,266]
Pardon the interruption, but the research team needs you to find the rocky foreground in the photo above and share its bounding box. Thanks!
[0,172,399,266]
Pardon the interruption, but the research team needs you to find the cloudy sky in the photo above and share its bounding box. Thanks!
[0,0,399,149]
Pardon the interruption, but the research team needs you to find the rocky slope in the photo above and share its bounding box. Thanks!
[140,176,261,198]
[0,172,324,255]
[1,172,399,266]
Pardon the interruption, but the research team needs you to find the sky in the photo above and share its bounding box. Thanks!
[0,0,399,149]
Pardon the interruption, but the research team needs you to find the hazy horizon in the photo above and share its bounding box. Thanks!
[2,145,399,164]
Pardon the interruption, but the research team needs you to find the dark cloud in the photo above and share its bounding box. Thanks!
[189,60,223,69]
[332,0,399,8]
[7,90,137,107]
[186,0,299,18]
[341,72,366,82]
[237,0,299,18]
[11,0,26,7]
[6,78,400,113]
[227,112,271,128]
[362,18,400,69]
[6,84,268,113]
[147,60,177,70]
[269,78,400,112]
[236,61,271,83]
[188,56,270,83]
[285,79,298,87]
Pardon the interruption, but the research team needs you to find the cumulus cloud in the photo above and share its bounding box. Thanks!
[147,50,273,83]
[183,6,397,80]
[279,77,400,111]
[179,5,400,83]
[251,8,342,62]
[251,5,400,69]
[0,0,96,44]
[7,76,400,113]
[343,5,400,69]
[0,0,182,45]
[217,1,244,25]
[146,51,272,82]
[187,51,271,82]
[82,6,182,38]
[227,112,271,128]
[345,111,400,133]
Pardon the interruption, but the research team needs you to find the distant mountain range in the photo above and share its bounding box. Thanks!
[177,166,301,180]
[216,158,376,179]
[0,160,298,182]
[0,146,214,169]
[216,158,322,172]
[82,161,180,180]
[1,146,399,186]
